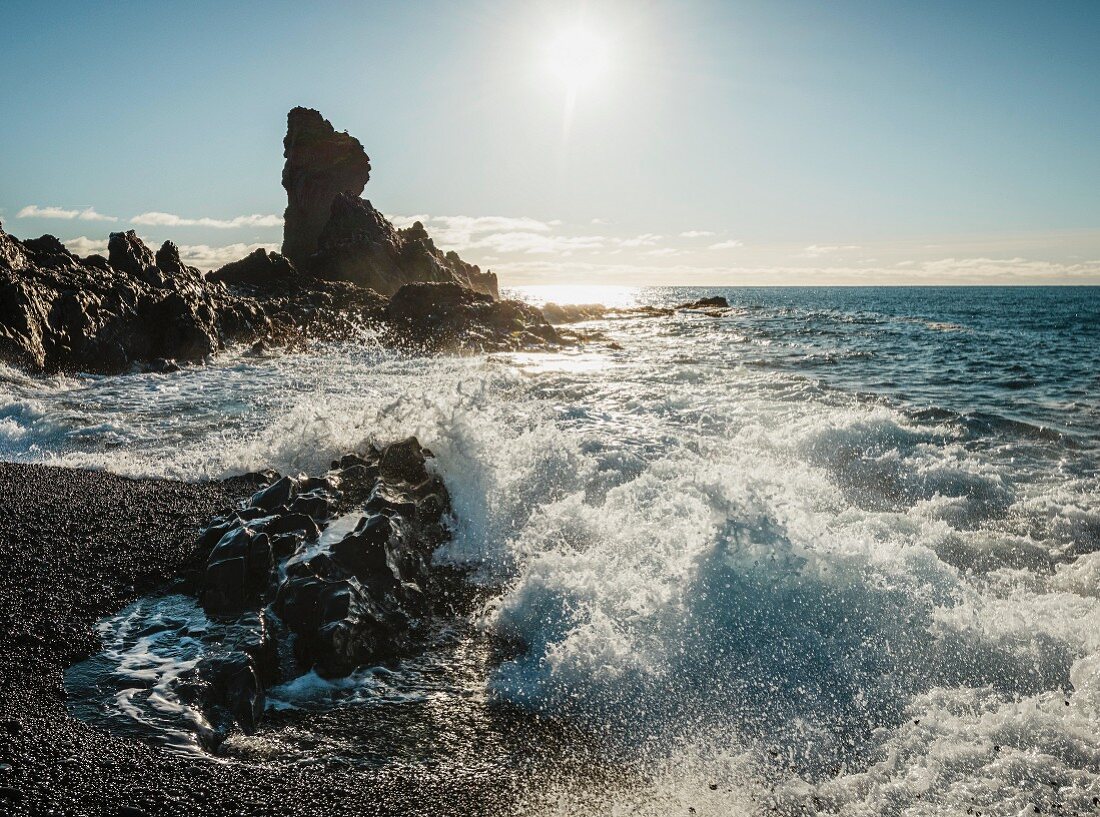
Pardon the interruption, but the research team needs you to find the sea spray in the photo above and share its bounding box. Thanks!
[33,286,1100,812]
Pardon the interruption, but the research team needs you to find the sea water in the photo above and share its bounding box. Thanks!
[5,286,1100,814]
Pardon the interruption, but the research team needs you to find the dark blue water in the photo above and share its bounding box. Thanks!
[641,286,1100,448]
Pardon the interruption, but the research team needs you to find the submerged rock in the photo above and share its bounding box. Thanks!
[677,295,729,309]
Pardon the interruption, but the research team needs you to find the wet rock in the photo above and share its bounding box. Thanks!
[329,515,394,582]
[180,439,454,731]
[249,475,298,512]
[379,436,432,485]
[385,282,558,351]
[257,511,320,539]
[177,647,269,746]
[202,527,273,616]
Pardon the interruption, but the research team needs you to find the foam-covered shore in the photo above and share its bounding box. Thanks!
[0,462,520,816]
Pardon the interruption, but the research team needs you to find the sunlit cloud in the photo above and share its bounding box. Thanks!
[680,230,715,238]
[708,239,743,250]
[615,233,662,248]
[801,244,861,257]
[130,212,283,229]
[17,204,118,222]
[178,242,279,268]
[61,236,109,255]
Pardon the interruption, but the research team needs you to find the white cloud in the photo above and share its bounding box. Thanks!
[130,212,283,229]
[708,239,744,250]
[470,231,606,255]
[801,244,860,257]
[385,213,593,255]
[615,233,662,248]
[645,248,680,257]
[18,204,117,222]
[61,236,109,255]
[178,242,279,269]
[680,230,715,238]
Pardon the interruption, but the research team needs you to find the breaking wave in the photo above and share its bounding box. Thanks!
[14,285,1100,813]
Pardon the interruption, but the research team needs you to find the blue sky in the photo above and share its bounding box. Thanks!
[2,0,1098,284]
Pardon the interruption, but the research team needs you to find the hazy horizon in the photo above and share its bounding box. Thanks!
[2,0,1098,286]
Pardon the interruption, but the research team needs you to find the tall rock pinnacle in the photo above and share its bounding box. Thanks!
[281,107,372,267]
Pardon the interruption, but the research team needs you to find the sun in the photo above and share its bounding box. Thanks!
[546,26,610,91]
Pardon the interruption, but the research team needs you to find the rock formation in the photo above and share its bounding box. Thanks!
[280,107,372,267]
[280,108,498,298]
[386,282,556,350]
[0,223,255,373]
[0,106,561,375]
[180,438,455,746]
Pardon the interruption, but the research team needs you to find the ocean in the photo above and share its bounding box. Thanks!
[4,286,1100,814]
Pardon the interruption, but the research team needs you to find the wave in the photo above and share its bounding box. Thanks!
[17,287,1100,812]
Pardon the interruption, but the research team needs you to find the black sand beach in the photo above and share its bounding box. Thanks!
[0,462,516,817]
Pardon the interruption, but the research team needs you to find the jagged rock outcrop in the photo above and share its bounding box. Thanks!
[155,240,186,275]
[281,106,372,267]
[208,247,298,286]
[0,221,260,373]
[281,108,499,299]
[179,438,455,745]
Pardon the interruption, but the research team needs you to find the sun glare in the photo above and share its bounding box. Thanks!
[546,26,610,91]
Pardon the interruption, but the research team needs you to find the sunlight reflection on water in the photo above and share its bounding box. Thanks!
[506,285,641,308]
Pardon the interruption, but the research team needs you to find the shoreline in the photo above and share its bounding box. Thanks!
[0,461,519,816]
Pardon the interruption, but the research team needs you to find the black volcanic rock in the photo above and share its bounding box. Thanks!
[0,106,561,375]
[178,437,455,730]
[0,221,238,373]
[282,108,499,299]
[281,106,372,267]
[310,194,499,297]
[386,282,558,350]
[107,230,156,276]
[209,247,298,286]
[155,240,186,274]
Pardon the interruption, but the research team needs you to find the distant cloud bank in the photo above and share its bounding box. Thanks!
[19,203,1097,284]
[17,204,117,222]
[17,205,281,230]
[130,212,283,229]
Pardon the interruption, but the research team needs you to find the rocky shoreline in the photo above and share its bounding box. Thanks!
[0,461,531,817]
[0,107,559,376]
